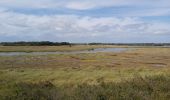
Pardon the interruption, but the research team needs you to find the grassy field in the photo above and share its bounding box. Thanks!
[0,46,170,100]
[0,45,121,52]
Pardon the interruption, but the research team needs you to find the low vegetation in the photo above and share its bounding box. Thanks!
[0,45,117,52]
[0,46,170,100]
[1,75,170,100]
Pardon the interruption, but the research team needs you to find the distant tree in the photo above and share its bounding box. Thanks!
[0,41,71,46]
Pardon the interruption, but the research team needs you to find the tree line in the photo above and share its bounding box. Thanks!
[88,43,170,46]
[0,41,71,46]
[0,41,170,46]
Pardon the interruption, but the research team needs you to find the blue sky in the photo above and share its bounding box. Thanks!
[0,0,170,43]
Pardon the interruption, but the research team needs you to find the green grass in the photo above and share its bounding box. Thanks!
[0,67,169,100]
[0,46,170,100]
[0,67,169,85]
[0,45,119,52]
[0,75,170,100]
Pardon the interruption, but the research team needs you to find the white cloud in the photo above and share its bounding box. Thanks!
[123,8,170,17]
[0,0,170,10]
[0,0,169,19]
[146,23,170,35]
[0,9,170,41]
[65,0,125,10]
[0,1,169,42]
[0,0,170,17]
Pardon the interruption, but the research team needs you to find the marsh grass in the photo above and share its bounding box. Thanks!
[0,47,170,100]
[0,45,118,52]
[0,75,170,100]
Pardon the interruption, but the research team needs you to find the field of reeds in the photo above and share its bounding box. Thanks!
[0,45,170,100]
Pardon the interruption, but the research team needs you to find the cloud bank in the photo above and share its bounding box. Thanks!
[0,0,170,42]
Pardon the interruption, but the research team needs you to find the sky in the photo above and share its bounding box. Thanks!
[0,0,170,43]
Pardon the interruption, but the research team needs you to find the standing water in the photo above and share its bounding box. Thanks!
[0,48,131,56]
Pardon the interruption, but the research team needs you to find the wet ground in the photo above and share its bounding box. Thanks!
[0,48,131,56]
